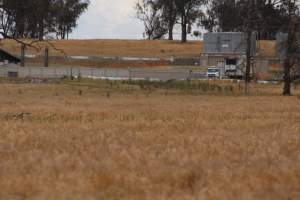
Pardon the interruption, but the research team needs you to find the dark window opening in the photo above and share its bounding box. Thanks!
[226,59,237,65]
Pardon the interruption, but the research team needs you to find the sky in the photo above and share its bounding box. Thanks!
[70,0,145,39]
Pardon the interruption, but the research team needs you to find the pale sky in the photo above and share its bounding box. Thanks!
[70,0,145,39]
[70,0,202,40]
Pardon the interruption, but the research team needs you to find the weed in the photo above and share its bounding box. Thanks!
[106,91,111,98]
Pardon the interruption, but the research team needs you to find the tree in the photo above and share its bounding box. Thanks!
[159,0,177,40]
[200,0,218,32]
[136,0,168,40]
[136,0,205,42]
[174,0,205,42]
[239,0,257,95]
[0,0,89,40]
[202,0,239,32]
[202,0,285,40]
[280,0,300,96]
[55,0,89,39]
[0,0,16,37]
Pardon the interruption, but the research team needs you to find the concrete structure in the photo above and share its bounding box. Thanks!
[0,66,206,81]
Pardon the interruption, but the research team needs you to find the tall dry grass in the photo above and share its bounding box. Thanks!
[0,81,299,200]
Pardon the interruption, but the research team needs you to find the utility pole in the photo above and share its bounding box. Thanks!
[244,0,256,95]
[245,30,252,95]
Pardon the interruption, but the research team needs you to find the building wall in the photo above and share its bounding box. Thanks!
[204,32,256,56]
[276,32,288,60]
[201,53,244,66]
[200,54,271,73]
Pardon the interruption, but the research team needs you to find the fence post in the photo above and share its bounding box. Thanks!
[21,44,26,67]
[44,47,49,67]
[128,67,131,80]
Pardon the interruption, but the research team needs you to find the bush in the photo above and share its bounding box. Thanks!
[124,80,235,94]
[293,79,300,86]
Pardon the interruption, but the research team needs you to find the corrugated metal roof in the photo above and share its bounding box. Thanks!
[203,32,256,56]
[0,48,21,63]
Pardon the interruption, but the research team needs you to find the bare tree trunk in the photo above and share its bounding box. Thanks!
[181,15,187,43]
[168,23,174,40]
[39,20,44,41]
[61,26,65,39]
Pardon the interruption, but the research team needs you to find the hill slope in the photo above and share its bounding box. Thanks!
[0,39,202,58]
[0,39,276,59]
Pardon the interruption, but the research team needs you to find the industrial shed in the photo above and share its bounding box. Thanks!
[201,32,257,67]
[0,48,21,64]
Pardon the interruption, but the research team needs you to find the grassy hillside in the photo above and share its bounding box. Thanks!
[0,39,276,59]
[0,39,203,58]
[257,40,277,58]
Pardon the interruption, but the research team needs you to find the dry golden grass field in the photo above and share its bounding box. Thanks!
[0,39,275,58]
[0,39,203,58]
[0,79,299,200]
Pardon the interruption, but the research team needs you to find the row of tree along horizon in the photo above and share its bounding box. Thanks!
[0,0,297,42]
[0,0,89,40]
[136,0,298,42]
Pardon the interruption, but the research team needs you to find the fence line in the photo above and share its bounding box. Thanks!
[0,66,207,81]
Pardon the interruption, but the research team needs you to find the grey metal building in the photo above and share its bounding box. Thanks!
[201,32,257,67]
[203,32,256,55]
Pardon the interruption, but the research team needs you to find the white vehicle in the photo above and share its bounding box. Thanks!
[206,57,250,80]
[207,67,220,79]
